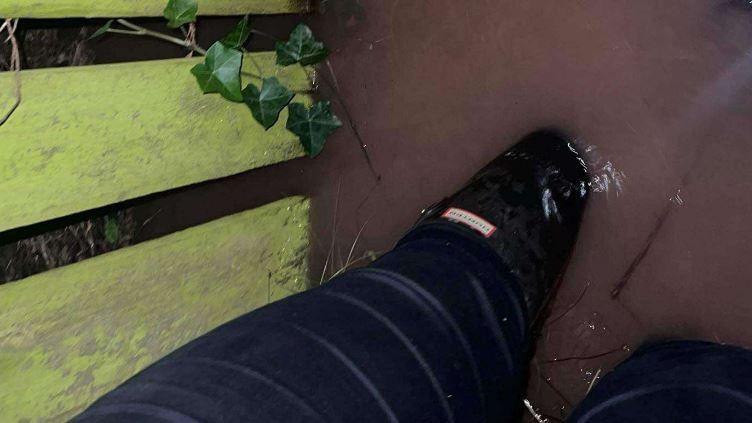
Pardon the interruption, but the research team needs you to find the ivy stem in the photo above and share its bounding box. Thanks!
[106,28,142,36]
[106,20,269,82]
[111,19,207,55]
[250,29,279,41]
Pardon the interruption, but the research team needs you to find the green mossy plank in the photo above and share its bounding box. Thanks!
[0,196,310,422]
[0,53,310,233]
[0,0,310,18]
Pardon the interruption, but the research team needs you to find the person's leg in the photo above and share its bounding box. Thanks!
[75,221,529,423]
[74,131,589,423]
[569,340,752,423]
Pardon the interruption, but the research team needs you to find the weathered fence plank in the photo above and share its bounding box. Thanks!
[0,52,310,232]
[0,0,310,18]
[0,196,310,421]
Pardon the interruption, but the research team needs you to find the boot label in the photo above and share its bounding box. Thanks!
[441,208,497,238]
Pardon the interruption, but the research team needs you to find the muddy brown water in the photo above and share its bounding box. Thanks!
[6,1,752,419]
[305,1,752,419]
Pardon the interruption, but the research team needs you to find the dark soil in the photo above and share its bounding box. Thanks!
[0,210,136,283]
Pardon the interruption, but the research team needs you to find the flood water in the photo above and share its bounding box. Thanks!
[304,0,752,419]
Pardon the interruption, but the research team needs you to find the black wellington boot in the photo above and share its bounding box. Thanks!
[418,130,589,323]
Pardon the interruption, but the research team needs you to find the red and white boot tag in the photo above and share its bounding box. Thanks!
[441,207,497,238]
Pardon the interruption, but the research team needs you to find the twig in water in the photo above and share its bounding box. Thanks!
[538,412,564,423]
[325,59,341,92]
[586,368,602,395]
[354,179,382,216]
[543,376,573,407]
[523,399,549,423]
[545,345,627,364]
[545,282,590,327]
[330,216,374,279]
[1,18,22,127]
[318,60,381,181]
[320,177,342,284]
[611,206,671,298]
[524,399,565,423]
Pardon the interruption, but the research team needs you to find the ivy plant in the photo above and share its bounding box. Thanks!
[221,15,252,49]
[191,42,244,102]
[287,101,342,157]
[243,77,294,129]
[163,0,199,28]
[275,24,329,66]
[92,0,341,157]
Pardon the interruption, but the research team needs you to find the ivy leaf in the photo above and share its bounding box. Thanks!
[243,77,295,130]
[221,15,252,49]
[88,20,113,40]
[190,42,243,102]
[286,101,342,157]
[163,0,198,28]
[104,216,119,245]
[275,23,329,66]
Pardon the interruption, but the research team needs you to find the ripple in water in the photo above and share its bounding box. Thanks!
[583,145,626,197]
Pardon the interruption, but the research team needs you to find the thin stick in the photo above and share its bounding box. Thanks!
[352,250,385,267]
[343,218,370,267]
[543,377,573,407]
[325,60,341,92]
[4,255,14,274]
[0,18,21,127]
[106,28,141,36]
[3,17,18,42]
[611,206,670,298]
[331,250,385,279]
[539,412,565,423]
[250,29,280,42]
[545,345,625,364]
[140,209,163,230]
[184,22,197,58]
[320,177,342,284]
[523,399,549,423]
[134,208,163,239]
[112,19,207,55]
[586,368,602,395]
[330,217,373,279]
[318,61,381,181]
[545,282,590,327]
